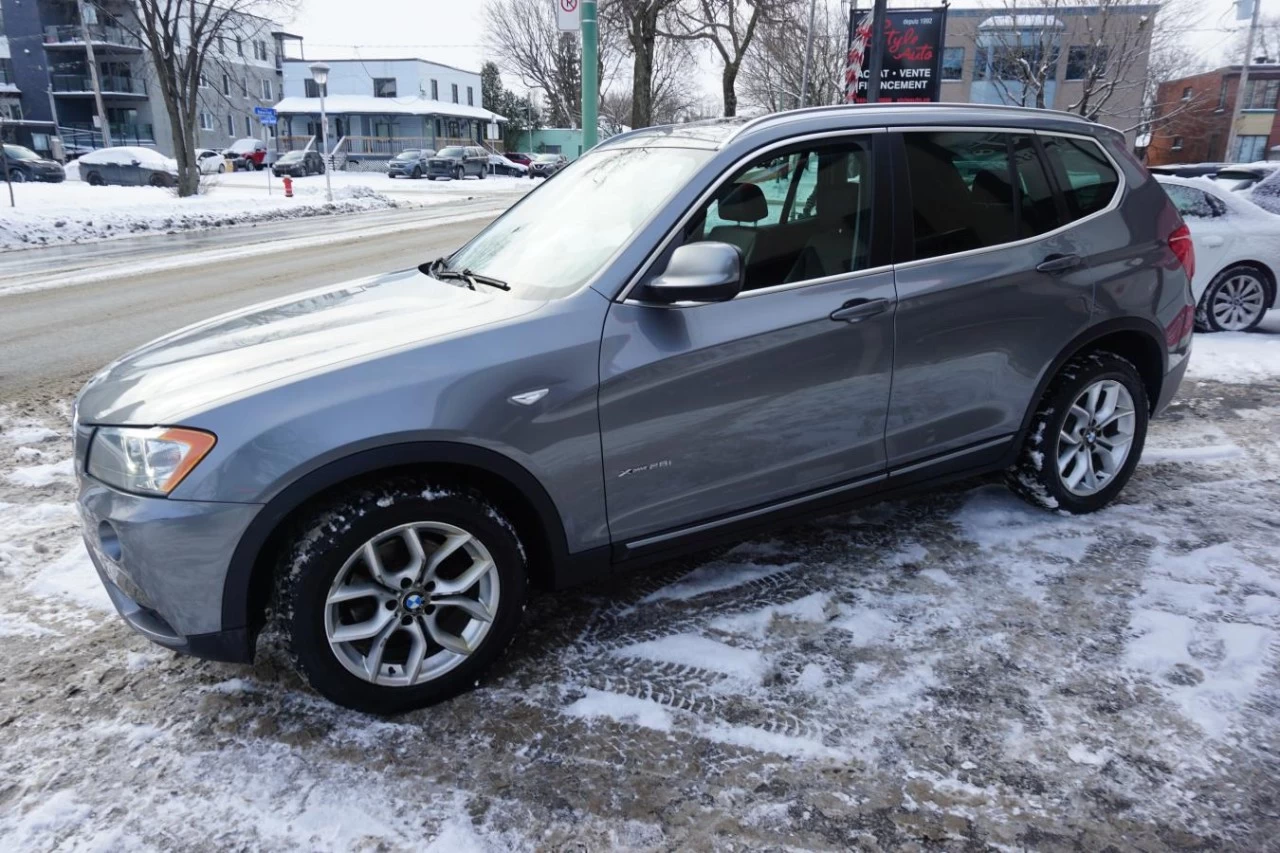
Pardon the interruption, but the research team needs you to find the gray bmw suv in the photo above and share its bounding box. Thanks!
[74,104,1194,713]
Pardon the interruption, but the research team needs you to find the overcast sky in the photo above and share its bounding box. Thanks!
[290,0,1268,100]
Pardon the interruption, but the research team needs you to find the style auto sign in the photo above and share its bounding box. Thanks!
[845,7,948,103]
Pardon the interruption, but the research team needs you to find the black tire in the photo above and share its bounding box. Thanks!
[1195,264,1270,333]
[9,169,26,183]
[277,478,528,714]
[149,173,168,188]
[1006,350,1149,514]
[479,166,487,180]
[411,166,422,179]
[454,166,464,181]
[86,171,105,186]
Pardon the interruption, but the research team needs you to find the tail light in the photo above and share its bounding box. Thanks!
[1168,223,1195,282]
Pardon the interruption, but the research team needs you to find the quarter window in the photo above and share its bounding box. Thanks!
[1040,135,1120,220]
[686,138,876,291]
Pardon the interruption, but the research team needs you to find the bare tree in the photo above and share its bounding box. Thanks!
[484,0,599,127]
[602,0,684,128]
[739,0,848,113]
[600,36,699,131]
[661,0,785,116]
[118,0,292,197]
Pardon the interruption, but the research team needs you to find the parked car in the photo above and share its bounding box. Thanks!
[1207,163,1280,192]
[529,152,568,178]
[273,150,326,178]
[223,138,267,170]
[75,105,1193,713]
[195,148,228,175]
[2,144,65,183]
[387,149,434,179]
[78,146,177,187]
[1147,163,1227,179]
[1156,174,1280,332]
[505,152,533,166]
[426,146,488,180]
[488,153,527,177]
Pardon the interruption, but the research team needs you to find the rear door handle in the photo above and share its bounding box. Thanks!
[1036,253,1083,273]
[830,297,889,323]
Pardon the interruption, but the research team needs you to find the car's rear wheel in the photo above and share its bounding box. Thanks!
[85,171,105,186]
[454,166,464,181]
[1006,351,1149,514]
[9,169,26,183]
[148,173,167,188]
[478,166,486,180]
[1196,265,1269,332]
[277,479,527,714]
[411,166,422,179]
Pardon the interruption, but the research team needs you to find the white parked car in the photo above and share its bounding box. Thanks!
[1156,175,1280,332]
[195,148,227,174]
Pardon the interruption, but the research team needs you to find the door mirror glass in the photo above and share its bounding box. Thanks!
[645,242,742,304]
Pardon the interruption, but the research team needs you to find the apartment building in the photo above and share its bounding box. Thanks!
[1147,64,1280,165]
[0,0,298,158]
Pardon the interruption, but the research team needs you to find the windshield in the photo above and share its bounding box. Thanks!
[4,145,40,161]
[278,152,303,162]
[228,139,259,153]
[446,146,713,299]
[394,150,421,160]
[535,154,560,162]
[437,147,464,158]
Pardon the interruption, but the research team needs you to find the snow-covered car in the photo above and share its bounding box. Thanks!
[1207,163,1280,192]
[195,148,227,174]
[78,146,179,188]
[1246,167,1280,216]
[223,137,267,170]
[1156,174,1280,332]
[488,153,527,176]
[387,148,433,178]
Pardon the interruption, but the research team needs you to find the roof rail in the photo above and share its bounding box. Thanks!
[725,101,1091,146]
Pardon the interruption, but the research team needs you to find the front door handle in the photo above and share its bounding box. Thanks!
[1036,253,1083,274]
[830,297,889,323]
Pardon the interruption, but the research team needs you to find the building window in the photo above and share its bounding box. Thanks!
[467,86,474,106]
[451,83,459,103]
[261,78,272,100]
[1171,136,1184,150]
[1181,86,1193,101]
[941,47,964,81]
[236,37,244,56]
[245,115,253,136]
[435,118,442,137]
[1234,134,1268,162]
[1243,78,1280,110]
[431,79,439,100]
[226,114,234,136]
[305,79,326,98]
[241,77,248,97]
[199,111,214,131]
[217,36,225,54]
[222,73,231,96]
[374,77,397,98]
[1219,78,1229,109]
[1065,45,1108,81]
[254,40,268,61]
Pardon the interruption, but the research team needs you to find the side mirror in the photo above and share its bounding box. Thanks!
[130,160,140,166]
[644,242,743,304]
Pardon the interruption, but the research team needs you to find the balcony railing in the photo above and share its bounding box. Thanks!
[44,24,141,49]
[60,123,156,151]
[52,74,147,96]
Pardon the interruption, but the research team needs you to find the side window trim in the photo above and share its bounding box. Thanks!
[618,128,892,304]
[892,125,1126,270]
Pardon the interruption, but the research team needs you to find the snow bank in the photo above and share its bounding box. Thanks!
[1185,314,1280,382]
[0,182,403,250]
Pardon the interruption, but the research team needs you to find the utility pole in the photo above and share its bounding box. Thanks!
[866,0,889,103]
[800,0,818,107]
[0,118,14,207]
[582,0,599,150]
[77,0,112,149]
[1225,0,1263,162]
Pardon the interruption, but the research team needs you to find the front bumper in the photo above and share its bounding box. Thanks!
[77,474,262,662]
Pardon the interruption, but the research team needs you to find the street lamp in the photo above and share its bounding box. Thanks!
[310,61,332,202]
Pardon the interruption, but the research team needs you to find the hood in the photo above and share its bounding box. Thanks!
[77,268,540,425]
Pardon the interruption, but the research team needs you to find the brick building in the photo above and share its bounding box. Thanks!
[1148,64,1280,166]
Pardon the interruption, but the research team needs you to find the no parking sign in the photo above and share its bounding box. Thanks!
[556,0,579,31]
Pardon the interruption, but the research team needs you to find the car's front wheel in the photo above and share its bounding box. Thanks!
[278,479,527,714]
[9,169,26,183]
[1196,265,1270,332]
[1006,351,1149,514]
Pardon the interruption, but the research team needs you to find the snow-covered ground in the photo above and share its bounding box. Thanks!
[1,318,1279,849]
[0,169,532,251]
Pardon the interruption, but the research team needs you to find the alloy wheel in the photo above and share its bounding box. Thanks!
[1210,273,1266,331]
[324,521,500,687]
[1056,379,1137,497]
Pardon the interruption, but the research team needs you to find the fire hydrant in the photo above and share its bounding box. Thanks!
[282,176,293,198]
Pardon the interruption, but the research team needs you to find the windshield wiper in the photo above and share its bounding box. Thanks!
[420,257,510,291]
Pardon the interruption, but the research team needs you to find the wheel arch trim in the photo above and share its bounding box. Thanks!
[220,440,574,637]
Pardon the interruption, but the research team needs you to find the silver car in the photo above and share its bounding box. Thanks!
[74,104,1194,713]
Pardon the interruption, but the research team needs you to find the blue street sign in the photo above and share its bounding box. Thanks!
[254,106,277,126]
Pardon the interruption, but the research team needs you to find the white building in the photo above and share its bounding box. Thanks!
[274,58,507,162]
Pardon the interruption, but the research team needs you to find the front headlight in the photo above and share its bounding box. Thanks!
[87,427,216,496]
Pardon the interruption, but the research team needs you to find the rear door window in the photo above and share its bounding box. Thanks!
[1040,135,1120,220]
[1163,184,1226,219]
